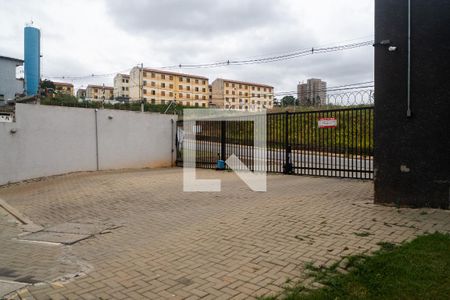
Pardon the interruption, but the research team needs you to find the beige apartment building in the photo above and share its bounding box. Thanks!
[53,82,74,96]
[211,78,274,111]
[86,84,114,101]
[129,67,209,107]
[113,73,130,99]
[297,78,327,106]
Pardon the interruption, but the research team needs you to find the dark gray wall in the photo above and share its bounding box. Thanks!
[374,0,450,208]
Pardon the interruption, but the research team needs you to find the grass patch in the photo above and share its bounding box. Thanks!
[259,233,450,300]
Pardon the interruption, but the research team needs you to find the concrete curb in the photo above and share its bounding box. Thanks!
[0,198,43,232]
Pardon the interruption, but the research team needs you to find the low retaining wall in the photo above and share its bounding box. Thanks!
[0,104,177,185]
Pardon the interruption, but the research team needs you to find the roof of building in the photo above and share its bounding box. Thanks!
[116,73,130,78]
[140,67,209,80]
[0,55,24,63]
[86,84,114,90]
[53,81,74,87]
[215,78,273,89]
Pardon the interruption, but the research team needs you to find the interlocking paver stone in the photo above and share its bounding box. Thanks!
[0,168,449,299]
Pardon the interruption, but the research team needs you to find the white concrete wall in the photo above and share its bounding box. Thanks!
[0,104,176,185]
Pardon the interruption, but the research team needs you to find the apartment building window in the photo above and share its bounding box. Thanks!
[169,84,174,89]
[161,83,166,88]
[161,100,165,105]
[257,94,261,98]
[195,87,199,92]
[126,79,129,83]
[202,103,206,107]
[202,88,206,92]
[195,95,199,100]
[122,87,125,91]
[151,82,156,87]
[202,80,206,85]
[94,96,98,99]
[252,87,255,91]
[239,91,242,96]
[151,73,155,78]
[252,100,255,104]
[179,93,183,98]
[161,74,165,79]
[232,83,235,88]
[169,92,173,97]
[151,90,156,95]
[186,86,191,91]
[239,84,242,89]
[226,90,229,95]
[225,83,229,87]
[186,94,191,99]
[161,91,165,96]
[257,87,261,91]
[179,85,183,90]
[151,99,155,104]
[268,95,272,99]
[264,95,267,99]
[245,92,248,97]
[179,76,183,82]
[94,89,98,93]
[126,87,129,91]
[195,102,199,107]
[143,80,147,86]
[195,79,199,84]
[143,72,147,77]
[186,78,190,83]
[169,75,173,80]
[186,102,190,106]
[143,89,147,95]
[232,91,235,95]
[202,96,206,100]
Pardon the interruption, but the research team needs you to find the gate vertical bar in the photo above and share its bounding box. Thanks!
[221,120,226,164]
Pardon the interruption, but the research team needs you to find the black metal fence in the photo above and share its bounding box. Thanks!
[176,106,373,179]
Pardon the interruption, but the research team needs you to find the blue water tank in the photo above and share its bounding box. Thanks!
[24,26,40,96]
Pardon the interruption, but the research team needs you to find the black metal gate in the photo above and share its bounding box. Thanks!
[176,107,373,179]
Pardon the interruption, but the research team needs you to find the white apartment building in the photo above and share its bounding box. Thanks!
[113,73,130,100]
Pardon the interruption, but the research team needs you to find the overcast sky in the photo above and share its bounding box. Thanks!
[0,0,374,93]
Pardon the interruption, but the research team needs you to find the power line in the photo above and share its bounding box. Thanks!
[43,39,373,80]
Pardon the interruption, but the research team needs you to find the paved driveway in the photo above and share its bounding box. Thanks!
[0,168,449,299]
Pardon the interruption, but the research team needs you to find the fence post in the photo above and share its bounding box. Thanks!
[283,111,292,174]
[220,120,226,162]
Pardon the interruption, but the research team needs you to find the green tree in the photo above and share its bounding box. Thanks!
[281,95,297,106]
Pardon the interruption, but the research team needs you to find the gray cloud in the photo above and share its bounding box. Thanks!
[0,0,374,92]
[107,0,289,37]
